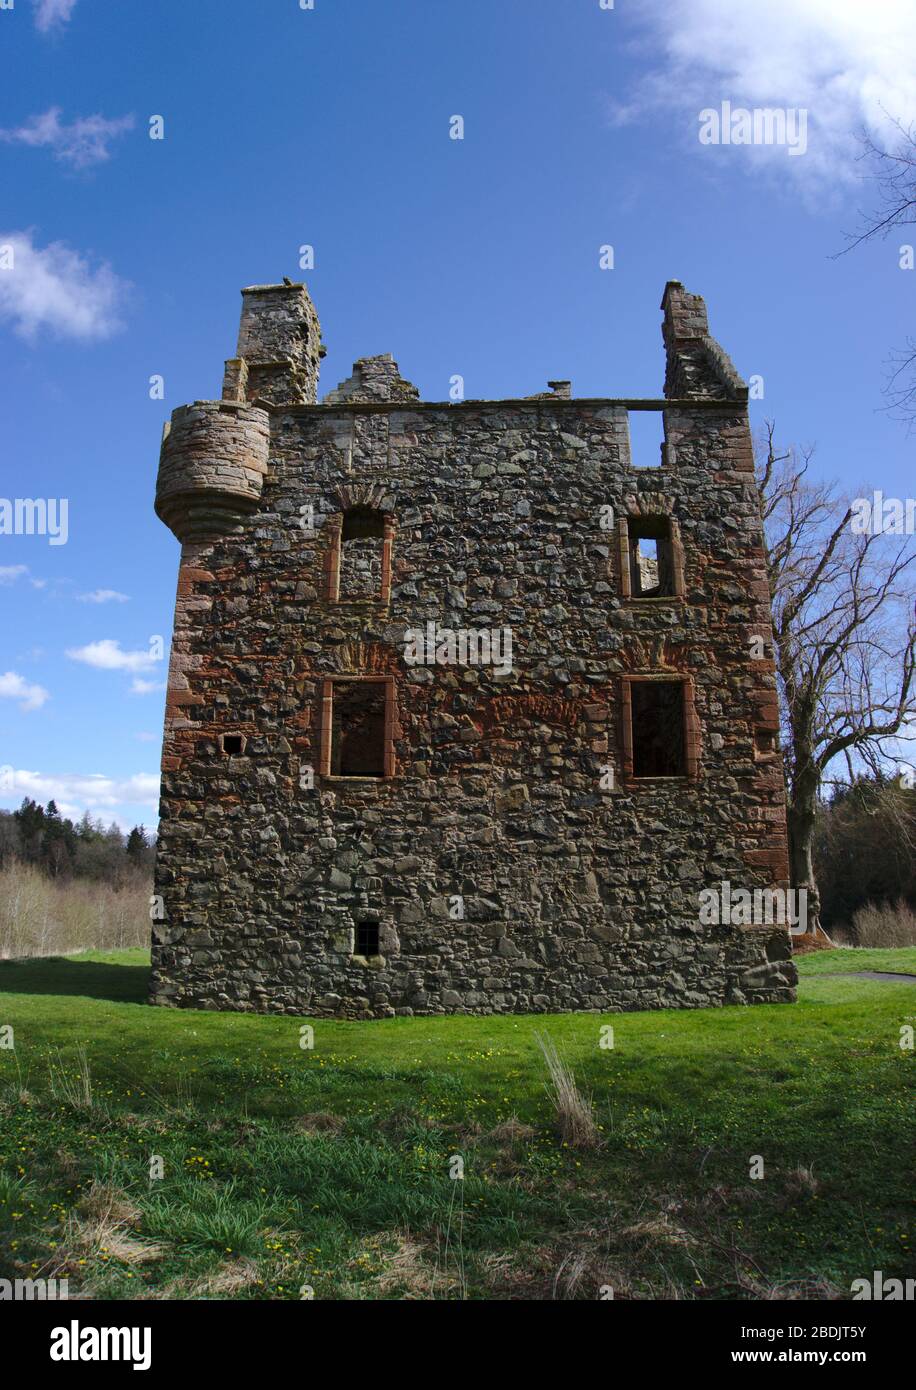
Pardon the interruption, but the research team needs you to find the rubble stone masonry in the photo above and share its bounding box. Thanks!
[150,279,796,1016]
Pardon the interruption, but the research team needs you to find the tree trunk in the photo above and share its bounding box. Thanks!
[786,767,829,940]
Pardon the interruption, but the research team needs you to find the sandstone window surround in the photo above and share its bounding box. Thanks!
[619,674,700,781]
[219,733,246,756]
[318,675,397,780]
[617,513,685,600]
[754,726,779,759]
[324,507,394,604]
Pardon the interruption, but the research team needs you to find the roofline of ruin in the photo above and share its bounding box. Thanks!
[244,395,749,415]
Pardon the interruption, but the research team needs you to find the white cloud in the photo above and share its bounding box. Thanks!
[0,565,29,585]
[134,732,156,743]
[67,639,159,673]
[0,768,159,820]
[33,0,78,33]
[0,108,134,170]
[615,0,916,186]
[77,589,130,604]
[0,231,128,341]
[0,670,50,711]
[130,678,166,695]
[1,567,54,591]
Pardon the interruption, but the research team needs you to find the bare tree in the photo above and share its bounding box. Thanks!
[758,423,916,936]
[839,117,916,426]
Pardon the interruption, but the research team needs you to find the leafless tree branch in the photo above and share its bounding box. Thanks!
[756,423,916,934]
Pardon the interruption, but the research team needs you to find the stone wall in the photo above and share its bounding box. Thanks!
[150,280,796,1017]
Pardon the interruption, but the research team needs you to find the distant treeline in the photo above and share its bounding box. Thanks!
[814,774,916,940]
[0,799,156,886]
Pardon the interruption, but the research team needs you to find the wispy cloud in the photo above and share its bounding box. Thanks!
[0,767,159,820]
[0,565,49,590]
[77,589,130,604]
[33,0,79,34]
[613,0,916,187]
[67,638,158,673]
[130,677,166,696]
[0,671,50,711]
[0,231,129,341]
[0,108,134,170]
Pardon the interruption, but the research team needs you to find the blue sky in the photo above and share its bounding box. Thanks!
[1,0,914,829]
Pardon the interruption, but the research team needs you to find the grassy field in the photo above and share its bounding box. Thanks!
[0,947,913,1300]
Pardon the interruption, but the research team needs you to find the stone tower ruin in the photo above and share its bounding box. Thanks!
[150,279,797,1016]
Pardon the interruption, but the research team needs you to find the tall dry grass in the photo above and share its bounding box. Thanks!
[842,898,916,948]
[534,1032,599,1150]
[0,861,150,958]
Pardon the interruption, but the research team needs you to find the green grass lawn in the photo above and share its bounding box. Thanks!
[0,947,912,1300]
[794,946,916,976]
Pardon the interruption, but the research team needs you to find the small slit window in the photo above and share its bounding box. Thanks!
[754,727,778,758]
[356,922,380,957]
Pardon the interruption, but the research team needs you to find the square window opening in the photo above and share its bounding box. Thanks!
[631,681,686,777]
[356,921,380,957]
[330,681,387,777]
[221,734,245,756]
[754,727,778,758]
[628,516,675,597]
[628,410,665,470]
[339,507,386,601]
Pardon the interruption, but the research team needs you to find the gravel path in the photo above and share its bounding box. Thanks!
[813,971,916,983]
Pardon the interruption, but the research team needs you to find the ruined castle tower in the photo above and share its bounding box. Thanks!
[150,280,796,1016]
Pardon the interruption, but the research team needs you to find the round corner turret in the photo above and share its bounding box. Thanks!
[154,400,270,542]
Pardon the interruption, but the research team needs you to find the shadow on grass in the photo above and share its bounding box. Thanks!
[0,956,149,1004]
